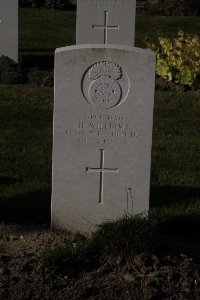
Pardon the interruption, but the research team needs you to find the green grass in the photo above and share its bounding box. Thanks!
[40,215,160,271]
[90,214,160,255]
[1,9,200,233]
[0,86,200,231]
[0,85,53,223]
[19,8,76,68]
[41,232,88,271]
[135,16,200,47]
[19,8,200,67]
[151,92,200,220]
[20,9,76,51]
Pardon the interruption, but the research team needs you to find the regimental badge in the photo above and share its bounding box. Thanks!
[82,61,130,109]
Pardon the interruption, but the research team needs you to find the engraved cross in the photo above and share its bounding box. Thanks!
[86,149,119,204]
[92,11,119,44]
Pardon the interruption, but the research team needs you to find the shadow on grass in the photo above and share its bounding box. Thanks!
[150,185,200,236]
[151,186,200,206]
[0,190,51,225]
[0,185,200,235]
[0,176,22,185]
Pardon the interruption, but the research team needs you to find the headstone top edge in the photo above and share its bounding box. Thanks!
[55,45,156,58]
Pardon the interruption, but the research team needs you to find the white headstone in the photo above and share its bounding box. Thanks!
[76,0,136,46]
[51,44,156,233]
[0,0,18,62]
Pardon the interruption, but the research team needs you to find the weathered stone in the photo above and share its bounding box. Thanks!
[76,0,136,46]
[51,44,155,233]
[0,0,18,62]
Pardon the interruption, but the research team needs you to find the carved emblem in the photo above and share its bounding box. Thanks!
[82,61,130,109]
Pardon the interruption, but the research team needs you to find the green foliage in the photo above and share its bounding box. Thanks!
[0,58,53,86]
[19,0,45,8]
[149,0,187,16]
[148,0,200,16]
[0,56,26,84]
[19,8,200,57]
[28,68,53,87]
[40,216,160,270]
[19,0,75,9]
[0,85,200,228]
[19,0,199,14]
[146,32,200,86]
[184,0,200,16]
[41,233,88,270]
[41,240,74,267]
[44,0,67,9]
[90,214,160,256]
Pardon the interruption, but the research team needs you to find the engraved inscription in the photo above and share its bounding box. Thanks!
[86,149,118,204]
[65,114,140,145]
[81,0,131,8]
[92,11,119,44]
[82,61,130,109]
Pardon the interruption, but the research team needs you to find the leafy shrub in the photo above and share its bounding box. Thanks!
[41,233,88,270]
[149,0,187,16]
[148,0,200,16]
[28,68,53,87]
[185,0,200,16]
[41,216,160,271]
[90,214,159,256]
[19,0,76,9]
[0,56,26,84]
[0,59,53,86]
[44,0,76,9]
[41,240,74,267]
[19,0,45,8]
[145,32,200,86]
[45,0,66,9]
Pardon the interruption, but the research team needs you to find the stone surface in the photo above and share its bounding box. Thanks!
[0,0,18,62]
[51,44,156,232]
[76,0,136,46]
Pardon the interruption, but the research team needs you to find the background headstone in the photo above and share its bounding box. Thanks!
[51,45,156,233]
[0,0,18,62]
[76,0,136,46]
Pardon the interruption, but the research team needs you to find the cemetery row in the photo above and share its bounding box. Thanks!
[18,0,200,16]
[0,0,137,62]
[0,0,199,233]
[1,1,200,64]
[0,0,155,233]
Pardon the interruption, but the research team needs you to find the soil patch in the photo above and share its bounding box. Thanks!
[0,224,200,299]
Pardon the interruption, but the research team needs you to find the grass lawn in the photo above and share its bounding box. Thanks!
[0,86,200,234]
[135,16,200,47]
[1,9,200,233]
[0,85,53,223]
[151,92,200,233]
[20,9,76,51]
[19,8,200,68]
